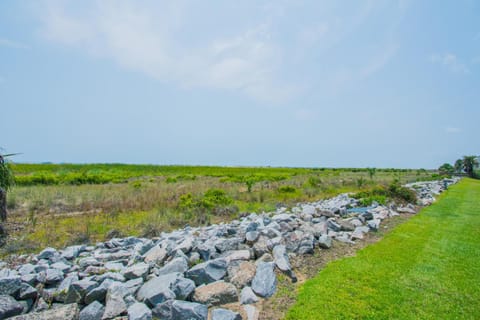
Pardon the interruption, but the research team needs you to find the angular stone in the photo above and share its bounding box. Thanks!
[192,281,238,306]
[37,247,57,260]
[122,263,150,280]
[211,308,242,320]
[0,276,21,296]
[171,277,195,300]
[272,245,296,281]
[102,284,127,319]
[142,245,168,265]
[327,220,341,232]
[245,231,260,244]
[54,274,79,303]
[186,259,227,286]
[0,295,24,319]
[222,250,251,264]
[64,279,99,304]
[251,262,276,298]
[50,262,71,273]
[252,236,269,259]
[18,283,38,300]
[157,257,188,276]
[338,220,355,232]
[127,302,152,320]
[79,301,104,320]
[318,234,332,249]
[240,286,259,305]
[61,245,85,260]
[136,273,179,307]
[243,305,259,320]
[84,279,113,305]
[45,268,64,285]
[8,303,79,320]
[152,300,207,320]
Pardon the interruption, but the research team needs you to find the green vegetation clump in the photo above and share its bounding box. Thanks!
[354,181,417,204]
[287,179,480,319]
[278,185,297,193]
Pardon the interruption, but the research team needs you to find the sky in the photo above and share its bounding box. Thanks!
[1,0,479,168]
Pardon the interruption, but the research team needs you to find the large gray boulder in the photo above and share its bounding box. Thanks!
[136,273,179,307]
[272,245,297,282]
[8,303,79,320]
[17,283,38,300]
[127,302,152,320]
[152,300,207,320]
[0,295,24,319]
[0,275,22,296]
[44,268,64,285]
[142,245,168,265]
[102,284,127,319]
[318,234,332,249]
[122,263,150,280]
[240,287,259,305]
[157,257,188,276]
[64,279,99,304]
[171,277,196,300]
[251,262,276,298]
[192,281,238,306]
[186,259,227,286]
[79,301,104,320]
[211,308,242,320]
[228,261,256,289]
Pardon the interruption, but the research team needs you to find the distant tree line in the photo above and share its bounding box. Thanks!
[439,155,479,178]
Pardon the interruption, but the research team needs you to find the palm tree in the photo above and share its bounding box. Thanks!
[454,159,463,174]
[462,156,479,178]
[0,153,15,222]
[367,167,377,180]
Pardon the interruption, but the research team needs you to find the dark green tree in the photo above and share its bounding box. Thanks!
[454,159,464,173]
[438,163,454,176]
[367,167,377,180]
[0,153,15,222]
[462,156,479,178]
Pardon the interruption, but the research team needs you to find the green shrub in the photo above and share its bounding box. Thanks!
[278,185,297,193]
[166,177,178,183]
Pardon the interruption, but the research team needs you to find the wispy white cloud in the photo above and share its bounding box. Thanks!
[430,53,469,74]
[0,38,29,49]
[36,1,296,103]
[445,126,461,133]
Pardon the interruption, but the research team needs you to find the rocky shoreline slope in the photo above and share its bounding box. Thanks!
[0,178,458,320]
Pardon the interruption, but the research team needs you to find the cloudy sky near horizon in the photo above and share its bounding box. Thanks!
[1,0,479,168]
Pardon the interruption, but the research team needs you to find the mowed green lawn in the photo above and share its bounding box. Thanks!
[287,178,480,320]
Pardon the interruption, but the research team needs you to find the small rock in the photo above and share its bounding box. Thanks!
[0,275,22,296]
[228,261,256,289]
[186,259,227,286]
[122,263,150,280]
[192,281,238,306]
[79,301,104,320]
[240,287,259,305]
[318,234,332,249]
[251,262,276,298]
[157,257,188,276]
[272,245,297,282]
[211,308,242,320]
[152,300,208,320]
[243,305,259,320]
[0,295,24,319]
[127,302,152,320]
[37,247,57,260]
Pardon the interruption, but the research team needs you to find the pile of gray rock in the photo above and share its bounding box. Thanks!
[406,178,459,206]
[0,178,457,320]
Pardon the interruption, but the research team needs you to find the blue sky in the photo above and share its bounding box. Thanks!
[1,0,479,168]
